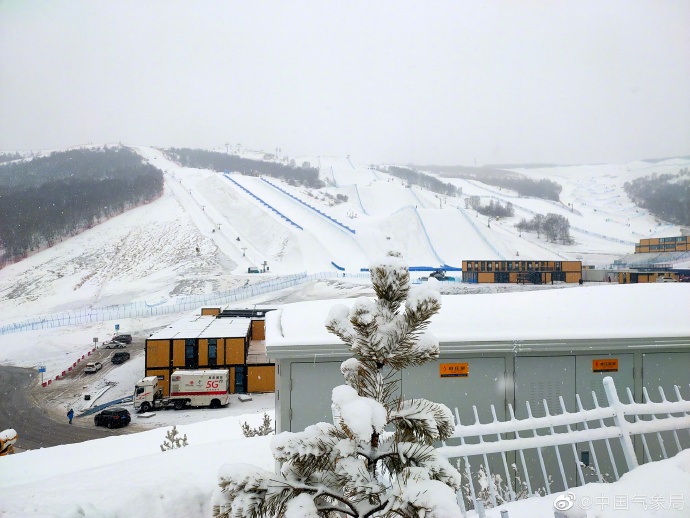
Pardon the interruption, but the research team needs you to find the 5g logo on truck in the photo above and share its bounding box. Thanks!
[206,380,220,389]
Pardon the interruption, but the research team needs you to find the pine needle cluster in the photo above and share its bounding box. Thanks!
[241,413,275,437]
[160,425,189,452]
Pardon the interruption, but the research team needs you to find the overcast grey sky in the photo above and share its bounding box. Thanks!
[1,1,689,166]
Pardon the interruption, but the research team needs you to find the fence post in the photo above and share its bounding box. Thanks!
[603,376,638,471]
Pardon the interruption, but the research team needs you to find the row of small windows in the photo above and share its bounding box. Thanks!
[465,261,563,272]
[637,244,686,251]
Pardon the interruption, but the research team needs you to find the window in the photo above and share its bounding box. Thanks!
[208,339,217,367]
[185,339,198,369]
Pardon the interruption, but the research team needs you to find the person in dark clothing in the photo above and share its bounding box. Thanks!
[67,408,74,424]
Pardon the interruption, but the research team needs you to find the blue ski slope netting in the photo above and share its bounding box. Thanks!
[260,178,356,234]
[223,173,303,230]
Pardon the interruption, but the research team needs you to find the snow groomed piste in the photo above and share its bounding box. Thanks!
[223,171,464,273]
[222,173,303,230]
[260,178,355,234]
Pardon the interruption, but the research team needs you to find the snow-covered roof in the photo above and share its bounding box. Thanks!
[148,314,251,340]
[266,283,690,357]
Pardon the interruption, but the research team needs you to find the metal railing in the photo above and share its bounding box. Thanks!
[437,377,690,515]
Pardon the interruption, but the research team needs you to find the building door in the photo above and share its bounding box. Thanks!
[575,354,634,484]
[403,356,508,503]
[514,356,577,494]
[290,362,346,432]
[185,339,198,369]
[234,366,246,394]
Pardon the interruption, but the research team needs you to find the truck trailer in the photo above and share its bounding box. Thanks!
[134,369,230,412]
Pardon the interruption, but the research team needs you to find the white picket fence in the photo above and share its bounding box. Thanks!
[437,377,690,515]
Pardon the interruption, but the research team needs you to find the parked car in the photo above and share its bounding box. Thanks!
[103,341,126,349]
[93,407,131,429]
[84,361,102,374]
[112,351,130,364]
[111,333,132,344]
[656,276,678,282]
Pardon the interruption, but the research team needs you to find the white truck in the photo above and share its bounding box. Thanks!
[133,369,230,412]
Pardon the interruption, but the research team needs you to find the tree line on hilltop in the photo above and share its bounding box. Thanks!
[624,168,690,226]
[385,166,460,196]
[164,148,324,188]
[0,147,163,266]
[418,164,563,201]
[0,152,22,165]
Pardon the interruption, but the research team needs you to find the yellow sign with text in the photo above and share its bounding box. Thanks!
[593,359,619,373]
[440,363,469,378]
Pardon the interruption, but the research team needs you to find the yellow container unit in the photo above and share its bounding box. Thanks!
[145,313,275,395]
[145,340,170,370]
[251,319,266,340]
[225,337,245,365]
[247,365,276,393]
[477,272,495,283]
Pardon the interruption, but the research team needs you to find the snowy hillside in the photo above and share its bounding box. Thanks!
[1,147,688,325]
[2,148,690,518]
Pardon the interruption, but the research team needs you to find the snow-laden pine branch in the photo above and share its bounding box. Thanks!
[214,252,463,517]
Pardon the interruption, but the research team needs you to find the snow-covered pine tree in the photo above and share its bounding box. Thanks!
[212,251,463,517]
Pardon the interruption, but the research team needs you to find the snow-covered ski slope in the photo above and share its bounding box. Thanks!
[1,148,688,321]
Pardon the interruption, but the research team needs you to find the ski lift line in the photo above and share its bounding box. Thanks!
[222,174,304,230]
[259,178,356,234]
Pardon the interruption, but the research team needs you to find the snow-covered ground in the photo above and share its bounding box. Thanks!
[1,149,690,517]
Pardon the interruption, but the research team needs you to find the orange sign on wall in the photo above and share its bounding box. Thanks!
[440,363,469,378]
[593,359,619,373]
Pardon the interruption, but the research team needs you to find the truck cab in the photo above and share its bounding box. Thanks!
[133,376,163,412]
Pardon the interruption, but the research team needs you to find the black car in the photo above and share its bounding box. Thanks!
[94,407,131,428]
[111,351,130,364]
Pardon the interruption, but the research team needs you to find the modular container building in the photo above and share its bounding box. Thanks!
[462,260,582,284]
[266,283,690,493]
[146,309,275,396]
[635,235,689,254]
[582,268,680,283]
